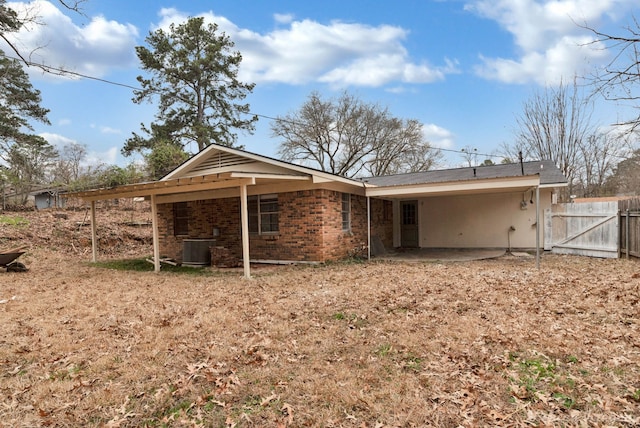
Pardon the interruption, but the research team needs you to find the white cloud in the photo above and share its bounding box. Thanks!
[58,118,71,126]
[156,8,456,87]
[85,146,118,166]
[422,123,455,149]
[466,0,634,85]
[100,126,121,135]
[39,132,75,148]
[4,0,138,80]
[38,133,118,167]
[274,13,294,25]
[475,34,608,85]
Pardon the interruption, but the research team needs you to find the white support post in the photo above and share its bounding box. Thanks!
[151,195,161,273]
[239,184,251,278]
[367,196,371,260]
[90,200,98,263]
[535,185,540,270]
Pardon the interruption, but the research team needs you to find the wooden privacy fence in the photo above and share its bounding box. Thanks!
[619,199,640,259]
[545,198,640,259]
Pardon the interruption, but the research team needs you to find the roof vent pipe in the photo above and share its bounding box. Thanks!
[518,151,524,175]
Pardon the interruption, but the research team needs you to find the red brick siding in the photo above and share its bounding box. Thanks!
[157,198,241,261]
[156,189,371,263]
[321,191,368,260]
[370,198,393,250]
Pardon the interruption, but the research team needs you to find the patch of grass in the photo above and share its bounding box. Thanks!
[49,364,83,381]
[519,356,556,382]
[375,344,392,357]
[373,345,422,372]
[166,400,193,418]
[402,353,423,372]
[506,351,586,409]
[0,215,29,226]
[553,392,576,409]
[93,258,216,275]
[513,355,557,400]
[240,395,263,415]
[332,311,367,327]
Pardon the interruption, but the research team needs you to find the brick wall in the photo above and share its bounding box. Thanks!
[157,197,241,262]
[370,198,393,250]
[156,188,373,263]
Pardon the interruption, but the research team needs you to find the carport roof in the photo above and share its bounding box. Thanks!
[359,160,567,188]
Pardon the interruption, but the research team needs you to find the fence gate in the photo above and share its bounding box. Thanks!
[544,201,619,258]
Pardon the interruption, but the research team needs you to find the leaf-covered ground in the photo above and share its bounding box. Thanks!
[0,209,639,427]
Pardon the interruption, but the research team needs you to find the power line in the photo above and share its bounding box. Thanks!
[9,55,509,160]
[13,56,141,90]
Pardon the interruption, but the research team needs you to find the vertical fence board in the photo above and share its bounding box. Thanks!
[544,198,640,259]
[545,201,619,258]
[618,199,640,259]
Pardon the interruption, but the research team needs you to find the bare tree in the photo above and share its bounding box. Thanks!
[4,134,58,203]
[272,91,441,178]
[460,145,479,167]
[576,131,630,197]
[584,16,640,133]
[50,142,87,185]
[509,79,593,197]
[605,148,640,195]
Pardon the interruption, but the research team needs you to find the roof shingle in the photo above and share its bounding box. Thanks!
[360,160,566,187]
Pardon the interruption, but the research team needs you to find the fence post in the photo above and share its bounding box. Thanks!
[626,209,630,260]
[618,210,622,259]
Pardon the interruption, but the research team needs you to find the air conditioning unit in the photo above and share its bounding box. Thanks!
[182,239,217,266]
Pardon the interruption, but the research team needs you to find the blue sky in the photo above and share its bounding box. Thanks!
[2,0,638,168]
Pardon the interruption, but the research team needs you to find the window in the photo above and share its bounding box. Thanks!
[173,202,189,236]
[342,193,351,231]
[248,194,279,234]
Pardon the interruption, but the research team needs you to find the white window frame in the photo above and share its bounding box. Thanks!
[342,193,351,232]
[248,194,279,235]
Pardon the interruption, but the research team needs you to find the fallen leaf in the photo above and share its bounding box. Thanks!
[261,392,278,407]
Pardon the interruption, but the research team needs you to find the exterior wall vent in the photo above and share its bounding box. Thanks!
[182,239,217,266]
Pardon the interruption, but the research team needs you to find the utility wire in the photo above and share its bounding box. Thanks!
[7,55,515,161]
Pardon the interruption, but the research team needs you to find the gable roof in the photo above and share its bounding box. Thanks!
[163,143,365,187]
[360,160,567,188]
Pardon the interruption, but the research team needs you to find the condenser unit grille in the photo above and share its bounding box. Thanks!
[182,239,217,266]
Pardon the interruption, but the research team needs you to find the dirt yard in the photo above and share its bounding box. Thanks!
[1,208,639,427]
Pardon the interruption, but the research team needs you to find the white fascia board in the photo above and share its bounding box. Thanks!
[72,177,255,202]
[365,175,541,198]
[539,182,568,189]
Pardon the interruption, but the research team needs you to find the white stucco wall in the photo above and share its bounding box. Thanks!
[413,189,554,249]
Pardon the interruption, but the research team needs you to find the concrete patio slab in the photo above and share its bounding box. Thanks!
[373,248,507,262]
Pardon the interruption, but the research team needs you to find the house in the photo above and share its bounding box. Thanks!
[32,188,66,210]
[67,144,567,277]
